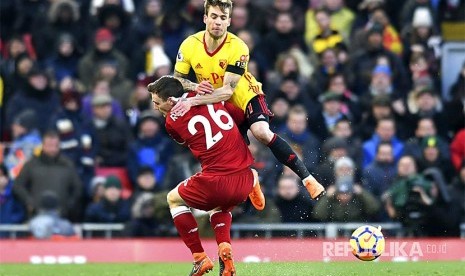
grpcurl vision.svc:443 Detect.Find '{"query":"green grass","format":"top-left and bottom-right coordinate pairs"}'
top-left (1, 262), bottom-right (464, 276)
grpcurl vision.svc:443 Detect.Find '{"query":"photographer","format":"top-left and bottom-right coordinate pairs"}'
top-left (313, 157), bottom-right (380, 222)
top-left (383, 155), bottom-right (435, 237)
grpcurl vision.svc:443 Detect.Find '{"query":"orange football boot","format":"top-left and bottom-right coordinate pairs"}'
top-left (249, 169), bottom-right (265, 210)
top-left (218, 242), bottom-right (236, 276)
top-left (303, 175), bottom-right (326, 200)
top-left (189, 252), bottom-right (214, 276)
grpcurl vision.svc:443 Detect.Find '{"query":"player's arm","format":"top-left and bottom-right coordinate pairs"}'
top-left (173, 71), bottom-right (213, 95)
top-left (171, 72), bottom-right (241, 116)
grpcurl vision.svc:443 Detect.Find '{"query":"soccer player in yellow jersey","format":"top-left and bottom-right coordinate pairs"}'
top-left (172, 0), bottom-right (324, 202)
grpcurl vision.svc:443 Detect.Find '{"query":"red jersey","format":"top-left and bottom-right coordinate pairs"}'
top-left (165, 99), bottom-right (253, 176)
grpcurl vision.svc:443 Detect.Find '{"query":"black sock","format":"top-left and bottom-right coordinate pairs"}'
top-left (267, 134), bottom-right (310, 180)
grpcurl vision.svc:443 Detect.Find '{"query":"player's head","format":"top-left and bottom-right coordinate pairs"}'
top-left (204, 0), bottom-right (232, 40)
top-left (147, 76), bottom-right (183, 116)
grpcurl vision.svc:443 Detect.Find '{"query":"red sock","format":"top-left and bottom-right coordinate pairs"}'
top-left (171, 206), bottom-right (204, 254)
top-left (210, 211), bottom-right (232, 245)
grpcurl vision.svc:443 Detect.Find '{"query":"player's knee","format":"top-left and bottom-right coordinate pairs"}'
top-left (166, 190), bottom-right (178, 207)
top-left (251, 126), bottom-right (274, 144)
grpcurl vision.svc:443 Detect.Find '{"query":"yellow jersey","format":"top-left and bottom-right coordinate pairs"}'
top-left (175, 31), bottom-right (263, 112)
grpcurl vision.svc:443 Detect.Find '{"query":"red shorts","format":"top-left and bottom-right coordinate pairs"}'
top-left (178, 169), bottom-right (254, 212)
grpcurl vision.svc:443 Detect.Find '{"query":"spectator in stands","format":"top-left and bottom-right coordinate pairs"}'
top-left (362, 117), bottom-right (404, 168)
top-left (84, 175), bottom-right (131, 223)
top-left (267, 0), bottom-right (305, 34)
top-left (81, 79), bottom-right (125, 121)
top-left (417, 136), bottom-right (455, 182)
top-left (78, 28), bottom-right (129, 89)
top-left (29, 191), bottom-right (75, 239)
top-left (13, 131), bottom-right (83, 221)
top-left (4, 110), bottom-right (41, 180)
top-left (267, 53), bottom-right (310, 99)
top-left (237, 30), bottom-right (269, 83)
top-left (351, 0), bottom-right (385, 37)
top-left (313, 157), bottom-right (380, 222)
top-left (0, 164), bottom-right (25, 238)
top-left (1, 36), bottom-right (30, 99)
top-left (311, 91), bottom-right (349, 141)
top-left (247, 136), bottom-right (280, 196)
top-left (88, 94), bottom-right (132, 167)
top-left (362, 142), bottom-right (397, 201)
top-left (383, 155), bottom-right (434, 236)
top-left (310, 48), bottom-right (344, 99)
top-left (403, 117), bottom-right (449, 160)
top-left (332, 118), bottom-right (363, 165)
top-left (445, 61), bottom-right (465, 134)
top-left (95, 59), bottom-right (134, 110)
top-left (305, 0), bottom-right (355, 43)
top-left (96, 3), bottom-right (136, 58)
top-left (272, 72), bottom-right (317, 115)
top-left (89, 176), bottom-right (106, 203)
top-left (314, 137), bottom-right (349, 187)
top-left (274, 175), bottom-right (314, 223)
top-left (326, 73), bottom-right (361, 124)
top-left (5, 65), bottom-right (60, 134)
top-left (423, 168), bottom-right (462, 237)
top-left (3, 54), bottom-right (34, 103)
top-left (124, 192), bottom-right (161, 237)
top-left (347, 23), bottom-right (407, 95)
top-left (45, 33), bottom-right (81, 83)
top-left (449, 161), bottom-right (465, 224)
top-left (450, 129), bottom-right (465, 172)
top-left (90, 0), bottom-right (135, 16)
top-left (259, 12), bottom-right (308, 67)
top-left (269, 95), bottom-right (290, 132)
top-left (126, 74), bottom-right (156, 127)
top-left (310, 8), bottom-right (346, 55)
top-left (278, 105), bottom-right (321, 173)
top-left (371, 8), bottom-right (403, 55)
top-left (133, 0), bottom-right (163, 43)
top-left (127, 111), bottom-right (172, 184)
top-left (407, 87), bottom-right (448, 138)
top-left (130, 166), bottom-right (161, 202)
top-left (49, 87), bottom-right (95, 191)
top-left (32, 0), bottom-right (85, 61)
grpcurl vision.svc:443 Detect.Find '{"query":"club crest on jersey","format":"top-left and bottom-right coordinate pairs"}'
top-left (176, 51), bottom-right (183, 61)
top-left (219, 59), bottom-right (227, 69)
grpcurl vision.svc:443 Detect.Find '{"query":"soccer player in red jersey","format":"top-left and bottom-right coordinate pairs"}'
top-left (148, 76), bottom-right (264, 276)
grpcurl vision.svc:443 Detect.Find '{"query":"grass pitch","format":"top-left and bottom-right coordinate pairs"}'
top-left (1, 261), bottom-right (464, 276)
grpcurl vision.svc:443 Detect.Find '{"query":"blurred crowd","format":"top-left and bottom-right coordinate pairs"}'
top-left (0, 0), bottom-right (464, 239)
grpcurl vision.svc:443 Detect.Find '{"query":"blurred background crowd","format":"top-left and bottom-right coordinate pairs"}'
top-left (0, 0), bottom-right (464, 239)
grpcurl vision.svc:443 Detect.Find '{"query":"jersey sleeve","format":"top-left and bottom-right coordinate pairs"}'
top-left (165, 120), bottom-right (186, 146)
top-left (174, 38), bottom-right (192, 75)
top-left (226, 40), bottom-right (249, 76)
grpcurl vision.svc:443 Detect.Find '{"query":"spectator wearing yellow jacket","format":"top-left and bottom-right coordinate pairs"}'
top-left (311, 8), bottom-right (346, 55)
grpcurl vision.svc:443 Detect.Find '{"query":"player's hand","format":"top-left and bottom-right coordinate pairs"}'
top-left (195, 81), bottom-right (214, 95)
top-left (171, 98), bottom-right (192, 116)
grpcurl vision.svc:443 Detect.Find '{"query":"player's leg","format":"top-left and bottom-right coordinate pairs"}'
top-left (167, 185), bottom-right (213, 275)
top-left (209, 208), bottom-right (235, 276)
top-left (246, 96), bottom-right (325, 199)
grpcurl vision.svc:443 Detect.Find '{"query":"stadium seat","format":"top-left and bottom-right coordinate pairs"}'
top-left (95, 167), bottom-right (133, 199)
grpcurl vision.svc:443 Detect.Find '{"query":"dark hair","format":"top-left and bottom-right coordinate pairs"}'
top-left (42, 130), bottom-right (60, 140)
top-left (204, 0), bottom-right (233, 17)
top-left (376, 141), bottom-right (393, 153)
top-left (314, 7), bottom-right (330, 18)
top-left (147, 76), bottom-right (184, 101)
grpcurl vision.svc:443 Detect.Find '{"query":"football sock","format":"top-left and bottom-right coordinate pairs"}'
top-left (267, 134), bottom-right (310, 180)
top-left (171, 206), bottom-right (204, 254)
top-left (210, 211), bottom-right (232, 245)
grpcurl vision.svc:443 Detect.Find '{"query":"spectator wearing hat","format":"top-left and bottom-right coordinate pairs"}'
top-left (404, 117), bottom-right (450, 160)
top-left (127, 111), bottom-right (173, 185)
top-left (31, 0), bottom-right (86, 60)
top-left (311, 91), bottom-right (349, 141)
top-left (0, 163), bottom-right (26, 238)
top-left (4, 110), bottom-right (42, 180)
top-left (347, 22), bottom-right (408, 95)
top-left (13, 131), bottom-right (83, 221)
top-left (44, 33), bottom-right (82, 83)
top-left (94, 59), bottom-right (134, 110)
top-left (417, 136), bottom-right (455, 182)
top-left (29, 191), bottom-right (75, 239)
top-left (407, 87), bottom-right (448, 138)
top-left (362, 117), bottom-right (404, 168)
top-left (278, 105), bottom-right (321, 173)
top-left (313, 157), bottom-right (380, 222)
top-left (78, 28), bottom-right (128, 89)
top-left (81, 78), bottom-right (125, 122)
top-left (362, 142), bottom-right (397, 203)
top-left (88, 93), bottom-right (132, 167)
top-left (84, 175), bottom-right (131, 224)
top-left (313, 136), bottom-right (350, 187)
top-left (5, 65), bottom-right (60, 134)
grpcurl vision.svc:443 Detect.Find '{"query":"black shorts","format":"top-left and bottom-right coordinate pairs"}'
top-left (245, 95), bottom-right (274, 126)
